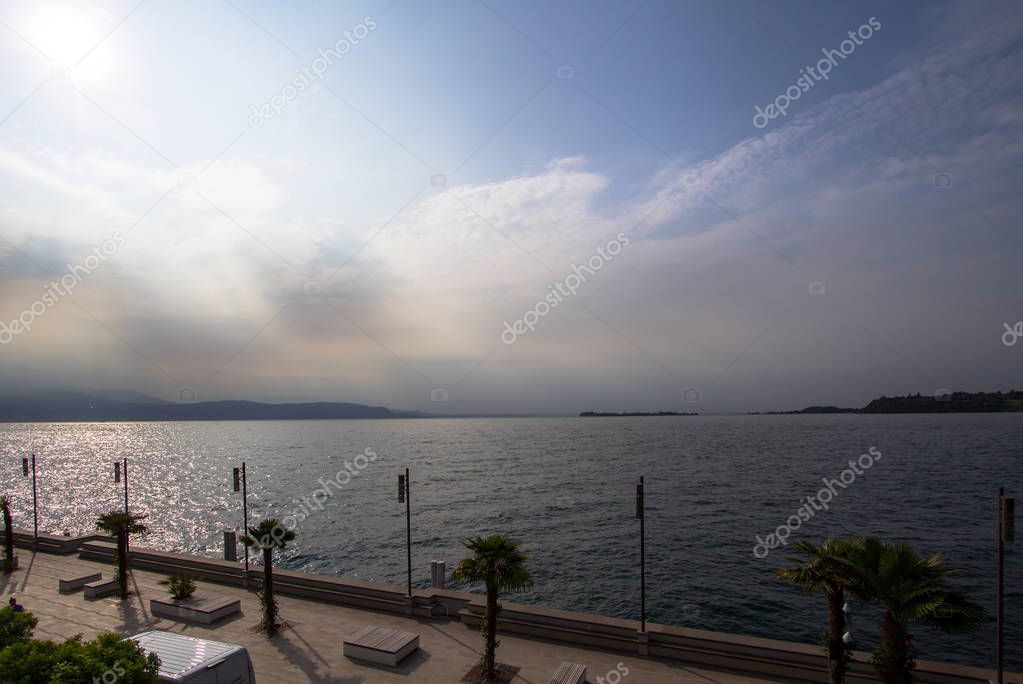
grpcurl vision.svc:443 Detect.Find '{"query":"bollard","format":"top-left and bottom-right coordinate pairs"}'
top-left (431, 560), bottom-right (446, 589)
top-left (637, 629), bottom-right (649, 656)
top-left (224, 530), bottom-right (237, 562)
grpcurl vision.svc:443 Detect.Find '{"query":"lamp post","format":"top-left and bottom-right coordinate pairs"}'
top-left (21, 455), bottom-right (37, 549)
top-left (636, 476), bottom-right (646, 633)
top-left (233, 463), bottom-right (249, 587)
top-left (997, 487), bottom-right (1015, 684)
top-left (399, 468), bottom-right (411, 598)
top-left (113, 458), bottom-right (129, 551)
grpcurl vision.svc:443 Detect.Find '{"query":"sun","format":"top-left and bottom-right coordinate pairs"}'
top-left (23, 1), bottom-right (116, 81)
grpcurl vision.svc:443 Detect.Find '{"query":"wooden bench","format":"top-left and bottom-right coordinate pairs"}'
top-left (150, 595), bottom-right (241, 625)
top-left (343, 625), bottom-right (419, 666)
top-left (551, 662), bottom-right (586, 684)
top-left (83, 579), bottom-right (119, 599)
top-left (59, 572), bottom-right (102, 594)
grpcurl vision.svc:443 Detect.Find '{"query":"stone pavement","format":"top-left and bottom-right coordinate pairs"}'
top-left (0, 551), bottom-right (782, 683)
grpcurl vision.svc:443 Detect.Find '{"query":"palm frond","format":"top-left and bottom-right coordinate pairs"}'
top-left (452, 535), bottom-right (533, 592)
top-left (918, 591), bottom-right (985, 634)
top-left (775, 536), bottom-right (862, 597)
top-left (95, 510), bottom-right (148, 536)
top-left (852, 538), bottom-right (983, 632)
top-left (240, 517), bottom-right (295, 550)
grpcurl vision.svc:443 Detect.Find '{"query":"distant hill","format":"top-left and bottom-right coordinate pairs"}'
top-left (747, 391), bottom-right (1023, 415)
top-left (860, 390), bottom-right (1023, 413)
top-left (579, 411), bottom-right (697, 417)
top-left (748, 405), bottom-right (857, 415)
top-left (0, 391), bottom-right (414, 422)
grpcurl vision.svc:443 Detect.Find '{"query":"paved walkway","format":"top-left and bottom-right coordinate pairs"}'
top-left (0, 551), bottom-right (781, 683)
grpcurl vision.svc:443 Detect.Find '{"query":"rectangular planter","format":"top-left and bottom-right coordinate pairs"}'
top-left (151, 594), bottom-right (241, 625)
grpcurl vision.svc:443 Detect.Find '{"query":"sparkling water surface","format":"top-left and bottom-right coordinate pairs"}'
top-left (0, 414), bottom-right (1020, 670)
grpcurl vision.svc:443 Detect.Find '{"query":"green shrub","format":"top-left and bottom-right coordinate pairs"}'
top-left (0, 606), bottom-right (37, 649)
top-left (0, 630), bottom-right (160, 682)
top-left (167, 573), bottom-right (197, 600)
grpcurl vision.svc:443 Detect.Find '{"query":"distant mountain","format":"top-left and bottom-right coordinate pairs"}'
top-left (0, 391), bottom-right (414, 422)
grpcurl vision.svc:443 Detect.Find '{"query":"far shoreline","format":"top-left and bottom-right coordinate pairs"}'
top-left (5, 412), bottom-right (1023, 425)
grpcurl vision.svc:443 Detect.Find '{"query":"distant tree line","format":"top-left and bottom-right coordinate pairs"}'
top-left (861, 390), bottom-right (1023, 413)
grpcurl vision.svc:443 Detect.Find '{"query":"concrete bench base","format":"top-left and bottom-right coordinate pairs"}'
top-left (83, 579), bottom-right (119, 599)
top-left (60, 573), bottom-right (102, 594)
top-left (151, 594), bottom-right (241, 625)
top-left (343, 626), bottom-right (419, 666)
top-left (551, 662), bottom-right (586, 684)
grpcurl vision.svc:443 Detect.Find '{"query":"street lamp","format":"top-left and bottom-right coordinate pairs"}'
top-left (113, 458), bottom-right (129, 551)
top-left (399, 468), bottom-right (411, 598)
top-left (21, 455), bottom-right (37, 549)
top-left (233, 463), bottom-right (249, 586)
top-left (997, 487), bottom-right (1015, 684)
top-left (636, 476), bottom-right (646, 633)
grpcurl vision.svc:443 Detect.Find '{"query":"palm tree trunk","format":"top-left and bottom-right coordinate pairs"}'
top-left (263, 546), bottom-right (276, 633)
top-left (879, 610), bottom-right (910, 684)
top-left (117, 532), bottom-right (128, 598)
top-left (484, 581), bottom-right (498, 681)
top-left (2, 503), bottom-right (13, 574)
top-left (827, 589), bottom-right (846, 684)
top-left (263, 547), bottom-right (273, 597)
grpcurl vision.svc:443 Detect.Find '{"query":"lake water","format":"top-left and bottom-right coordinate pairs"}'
top-left (0, 414), bottom-right (1020, 670)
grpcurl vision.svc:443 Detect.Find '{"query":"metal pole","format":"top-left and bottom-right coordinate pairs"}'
top-left (997, 487), bottom-right (1004, 684)
top-left (638, 476), bottom-right (646, 633)
top-left (123, 457), bottom-right (129, 553)
top-left (243, 462), bottom-right (249, 586)
top-left (405, 467), bottom-right (412, 598)
top-left (31, 454), bottom-right (38, 549)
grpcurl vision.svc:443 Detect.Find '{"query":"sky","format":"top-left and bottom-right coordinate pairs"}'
top-left (0, 0), bottom-right (1022, 415)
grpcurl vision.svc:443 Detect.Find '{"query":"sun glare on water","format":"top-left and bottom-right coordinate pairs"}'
top-left (23, 2), bottom-right (117, 83)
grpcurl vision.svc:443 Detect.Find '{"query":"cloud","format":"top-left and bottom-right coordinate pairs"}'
top-left (1, 6), bottom-right (1022, 411)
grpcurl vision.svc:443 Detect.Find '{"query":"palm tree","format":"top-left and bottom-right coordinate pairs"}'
top-left (452, 535), bottom-right (533, 683)
top-left (1, 495), bottom-right (14, 574)
top-left (849, 538), bottom-right (984, 683)
top-left (241, 518), bottom-right (295, 635)
top-left (95, 510), bottom-right (148, 598)
top-left (777, 537), bottom-right (863, 684)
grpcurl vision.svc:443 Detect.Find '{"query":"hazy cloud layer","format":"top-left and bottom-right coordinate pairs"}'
top-left (0, 1), bottom-right (1021, 413)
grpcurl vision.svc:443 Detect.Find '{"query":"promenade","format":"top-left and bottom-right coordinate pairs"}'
top-left (1, 550), bottom-right (777, 683)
